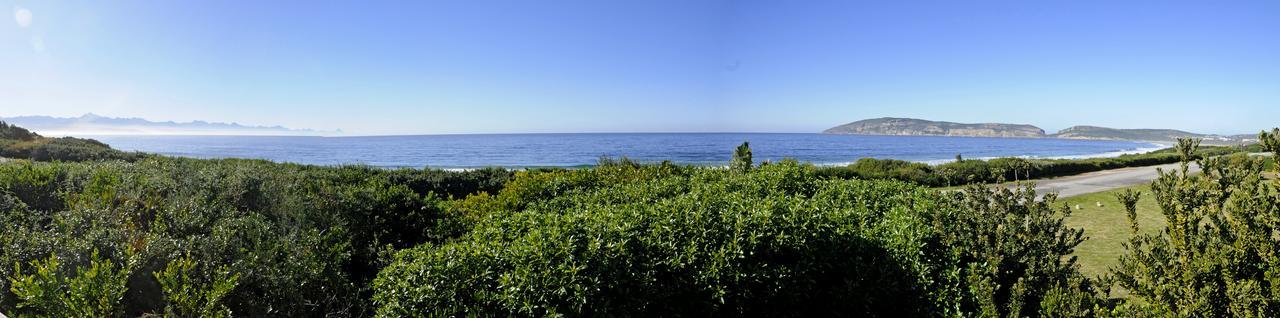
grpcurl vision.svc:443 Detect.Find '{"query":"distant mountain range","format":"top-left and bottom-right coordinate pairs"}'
top-left (0, 114), bottom-right (339, 136)
top-left (824, 118), bottom-right (1255, 144)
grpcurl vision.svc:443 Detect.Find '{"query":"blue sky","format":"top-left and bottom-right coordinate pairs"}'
top-left (2, 0), bottom-right (1277, 135)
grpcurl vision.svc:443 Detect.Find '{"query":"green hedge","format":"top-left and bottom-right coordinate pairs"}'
top-left (0, 157), bottom-right (513, 316)
top-left (373, 161), bottom-right (1096, 317)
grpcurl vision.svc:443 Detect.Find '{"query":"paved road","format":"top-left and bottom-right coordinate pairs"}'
top-left (1011, 153), bottom-right (1275, 198)
top-left (1011, 162), bottom-right (1201, 198)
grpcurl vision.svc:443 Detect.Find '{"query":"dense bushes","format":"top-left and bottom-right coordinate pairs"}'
top-left (1108, 136), bottom-right (1280, 315)
top-left (0, 122), bottom-right (40, 141)
top-left (1, 155), bottom-right (1101, 316)
top-left (383, 167), bottom-right (514, 199)
top-left (0, 158), bottom-right (512, 316)
top-left (820, 157), bottom-right (940, 184)
top-left (372, 161), bottom-right (1096, 317)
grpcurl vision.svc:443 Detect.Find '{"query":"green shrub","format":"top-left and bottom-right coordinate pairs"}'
top-left (0, 121), bottom-right (40, 141)
top-left (373, 161), bottom-right (1094, 317)
top-left (383, 167), bottom-right (514, 199)
top-left (1109, 137), bottom-right (1280, 316)
top-left (0, 157), bottom-right (499, 316)
top-left (154, 255), bottom-right (239, 318)
top-left (9, 250), bottom-right (132, 317)
top-left (0, 121), bottom-right (143, 163)
top-left (731, 141), bottom-right (753, 172)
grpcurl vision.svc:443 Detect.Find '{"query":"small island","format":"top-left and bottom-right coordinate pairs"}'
top-left (823, 117), bottom-right (1045, 138)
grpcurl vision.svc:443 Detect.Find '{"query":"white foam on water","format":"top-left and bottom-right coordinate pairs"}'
top-left (815, 143), bottom-right (1167, 167)
top-left (1041, 144), bottom-right (1166, 160)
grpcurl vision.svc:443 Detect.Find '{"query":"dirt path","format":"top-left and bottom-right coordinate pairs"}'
top-left (1010, 153), bottom-right (1274, 198)
top-left (1012, 162), bottom-right (1200, 198)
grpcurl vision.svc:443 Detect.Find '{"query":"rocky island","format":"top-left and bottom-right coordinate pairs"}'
top-left (822, 117), bottom-right (1046, 138)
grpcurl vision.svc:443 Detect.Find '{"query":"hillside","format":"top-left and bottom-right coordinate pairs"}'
top-left (822, 117), bottom-right (1046, 138)
top-left (0, 121), bottom-right (141, 162)
top-left (1050, 125), bottom-right (1203, 142)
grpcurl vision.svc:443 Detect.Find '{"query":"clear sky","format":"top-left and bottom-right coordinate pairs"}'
top-left (2, 0), bottom-right (1277, 135)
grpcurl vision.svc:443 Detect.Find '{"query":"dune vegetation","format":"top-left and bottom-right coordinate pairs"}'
top-left (1, 122), bottom-right (1279, 317)
top-left (0, 121), bottom-right (144, 162)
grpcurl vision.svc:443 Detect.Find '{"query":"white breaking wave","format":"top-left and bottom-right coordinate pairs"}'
top-left (1039, 144), bottom-right (1166, 160)
top-left (918, 143), bottom-right (1166, 166)
top-left (818, 143), bottom-right (1167, 167)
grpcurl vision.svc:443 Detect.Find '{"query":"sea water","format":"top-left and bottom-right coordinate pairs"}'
top-left (90, 133), bottom-right (1162, 169)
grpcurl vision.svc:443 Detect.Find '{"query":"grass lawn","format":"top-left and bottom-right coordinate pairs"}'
top-left (935, 181), bottom-right (1169, 279)
top-left (1057, 184), bottom-right (1166, 279)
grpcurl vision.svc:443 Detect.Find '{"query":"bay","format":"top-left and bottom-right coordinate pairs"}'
top-left (89, 133), bottom-right (1162, 169)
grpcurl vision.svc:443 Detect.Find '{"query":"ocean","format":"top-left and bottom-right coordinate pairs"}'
top-left (89, 133), bottom-right (1162, 169)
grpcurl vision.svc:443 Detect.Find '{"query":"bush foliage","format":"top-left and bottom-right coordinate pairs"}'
top-left (372, 160), bottom-right (1099, 317)
top-left (0, 157), bottom-right (512, 316)
top-left (1108, 134), bottom-right (1280, 316)
top-left (0, 121), bottom-right (144, 162)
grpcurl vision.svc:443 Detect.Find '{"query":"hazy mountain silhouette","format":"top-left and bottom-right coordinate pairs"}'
top-left (0, 113), bottom-right (340, 136)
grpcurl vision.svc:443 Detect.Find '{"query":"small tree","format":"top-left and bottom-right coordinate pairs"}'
top-left (1113, 189), bottom-right (1142, 235)
top-left (1261, 128), bottom-right (1280, 163)
top-left (1017, 159), bottom-right (1034, 181)
top-left (154, 255), bottom-right (240, 318)
top-left (991, 166), bottom-right (1008, 183)
top-left (0, 121), bottom-right (41, 141)
top-left (731, 141), bottom-right (752, 172)
top-left (9, 250), bottom-right (131, 317)
top-left (1110, 135), bottom-right (1280, 315)
top-left (1173, 137), bottom-right (1201, 173)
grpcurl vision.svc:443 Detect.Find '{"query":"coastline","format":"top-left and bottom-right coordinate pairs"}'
top-left (84, 133), bottom-right (1164, 170)
top-left (839, 142), bottom-right (1167, 167)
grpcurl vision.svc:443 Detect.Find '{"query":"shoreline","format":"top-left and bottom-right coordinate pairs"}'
top-left (818, 142), bottom-right (1167, 167)
top-left (425, 142), bottom-right (1169, 171)
top-left (73, 134), bottom-right (1172, 171)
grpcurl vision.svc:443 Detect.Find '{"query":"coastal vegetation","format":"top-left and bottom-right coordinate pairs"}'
top-left (1106, 137), bottom-right (1280, 315)
top-left (0, 121), bottom-right (143, 162)
top-left (0, 157), bottom-right (514, 316)
top-left (373, 160), bottom-right (1094, 317)
top-left (0, 154), bottom-right (1098, 316)
top-left (1, 121), bottom-right (1279, 317)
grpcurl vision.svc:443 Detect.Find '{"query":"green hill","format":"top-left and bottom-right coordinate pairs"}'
top-left (822, 117), bottom-right (1046, 138)
top-left (0, 121), bottom-right (142, 162)
top-left (1051, 125), bottom-right (1205, 142)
